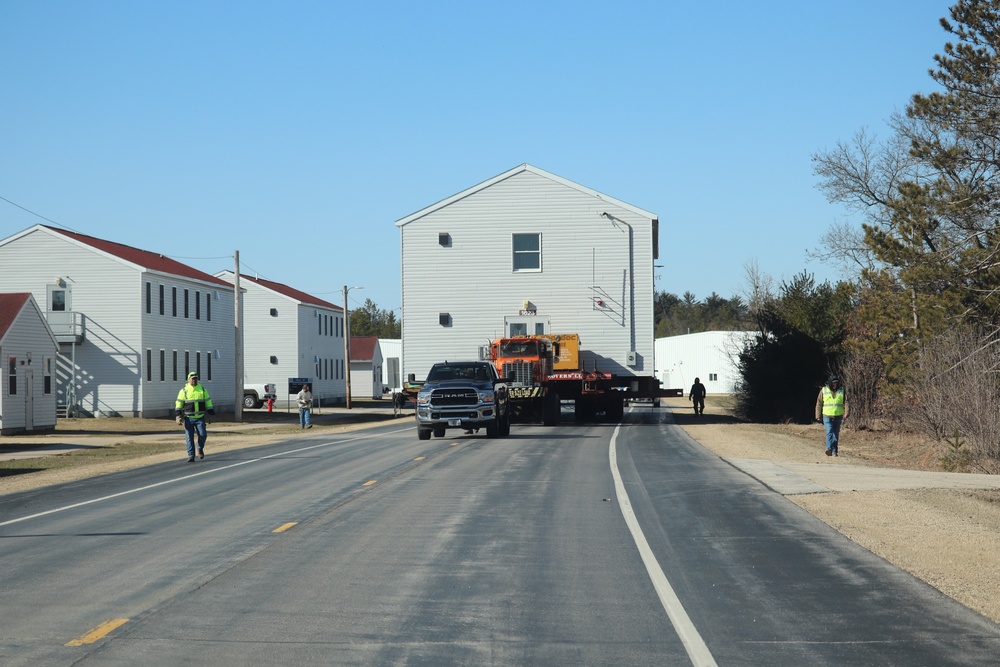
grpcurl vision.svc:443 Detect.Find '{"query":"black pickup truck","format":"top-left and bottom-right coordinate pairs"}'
top-left (414, 361), bottom-right (510, 440)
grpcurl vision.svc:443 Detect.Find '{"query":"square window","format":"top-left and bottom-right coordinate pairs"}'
top-left (512, 233), bottom-right (541, 271)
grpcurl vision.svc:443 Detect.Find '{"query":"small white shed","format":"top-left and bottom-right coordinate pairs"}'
top-left (0, 293), bottom-right (59, 434)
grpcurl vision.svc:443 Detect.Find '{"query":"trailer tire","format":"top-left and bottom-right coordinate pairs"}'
top-left (543, 392), bottom-right (560, 426)
top-left (486, 417), bottom-right (499, 438)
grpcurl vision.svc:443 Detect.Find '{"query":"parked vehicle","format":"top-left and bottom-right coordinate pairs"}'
top-left (413, 361), bottom-right (510, 440)
top-left (243, 383), bottom-right (277, 409)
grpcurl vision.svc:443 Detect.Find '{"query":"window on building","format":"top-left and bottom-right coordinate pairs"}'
top-left (184, 351), bottom-right (190, 378)
top-left (146, 282), bottom-right (152, 314)
top-left (195, 291), bottom-right (201, 320)
top-left (207, 351), bottom-right (212, 381)
top-left (206, 292), bottom-right (211, 321)
top-left (510, 322), bottom-right (527, 337)
top-left (146, 349), bottom-right (152, 382)
top-left (172, 350), bottom-right (178, 382)
top-left (172, 287), bottom-right (177, 317)
top-left (7, 356), bottom-right (16, 395)
top-left (159, 350), bottom-right (165, 381)
top-left (184, 289), bottom-right (189, 318)
top-left (318, 313), bottom-right (322, 335)
top-left (709, 373), bottom-right (718, 381)
top-left (49, 286), bottom-right (68, 312)
top-left (44, 357), bottom-right (52, 394)
top-left (512, 233), bottom-right (541, 271)
top-left (159, 284), bottom-right (165, 315)
top-left (196, 351), bottom-right (201, 379)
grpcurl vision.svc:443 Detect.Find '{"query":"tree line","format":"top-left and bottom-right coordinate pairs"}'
top-left (713, 1), bottom-right (1000, 472)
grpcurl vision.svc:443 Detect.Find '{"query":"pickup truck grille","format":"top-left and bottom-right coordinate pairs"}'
top-left (430, 388), bottom-right (478, 406)
top-left (502, 361), bottom-right (535, 386)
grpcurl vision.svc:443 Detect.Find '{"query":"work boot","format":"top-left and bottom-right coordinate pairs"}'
top-left (198, 448), bottom-right (204, 460)
top-left (187, 456), bottom-right (195, 462)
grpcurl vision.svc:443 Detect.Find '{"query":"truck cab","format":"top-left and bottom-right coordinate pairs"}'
top-left (415, 361), bottom-right (510, 440)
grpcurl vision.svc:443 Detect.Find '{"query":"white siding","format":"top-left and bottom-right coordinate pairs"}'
top-left (0, 226), bottom-right (234, 417)
top-left (654, 331), bottom-right (753, 394)
top-left (399, 167), bottom-right (656, 382)
top-left (140, 278), bottom-right (236, 417)
top-left (380, 338), bottom-right (402, 391)
top-left (0, 297), bottom-right (59, 433)
top-left (216, 272), bottom-right (346, 408)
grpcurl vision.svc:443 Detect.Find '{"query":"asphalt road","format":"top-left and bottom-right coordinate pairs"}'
top-left (0, 409), bottom-right (997, 666)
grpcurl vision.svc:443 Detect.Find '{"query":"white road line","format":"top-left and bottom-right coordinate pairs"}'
top-left (610, 423), bottom-right (718, 667)
top-left (0, 428), bottom-right (413, 528)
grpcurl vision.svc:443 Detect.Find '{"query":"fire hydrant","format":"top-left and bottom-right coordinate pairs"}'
top-left (266, 397), bottom-right (275, 412)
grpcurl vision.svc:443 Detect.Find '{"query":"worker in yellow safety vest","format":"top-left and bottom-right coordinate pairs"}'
top-left (175, 371), bottom-right (215, 462)
top-left (814, 374), bottom-right (847, 457)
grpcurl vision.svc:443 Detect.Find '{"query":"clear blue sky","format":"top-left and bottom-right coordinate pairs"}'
top-left (1, 0), bottom-right (951, 312)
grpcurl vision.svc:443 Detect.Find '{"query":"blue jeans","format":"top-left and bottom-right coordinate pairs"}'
top-left (823, 416), bottom-right (843, 453)
top-left (183, 416), bottom-right (207, 457)
top-left (299, 408), bottom-right (311, 428)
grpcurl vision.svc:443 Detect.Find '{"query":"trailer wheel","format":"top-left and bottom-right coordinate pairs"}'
top-left (418, 428), bottom-right (431, 441)
top-left (606, 397), bottom-right (625, 422)
top-left (486, 417), bottom-right (499, 438)
top-left (543, 392), bottom-right (560, 426)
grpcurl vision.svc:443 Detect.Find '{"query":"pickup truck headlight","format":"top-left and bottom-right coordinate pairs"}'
top-left (417, 393), bottom-right (430, 406)
top-left (478, 392), bottom-right (495, 403)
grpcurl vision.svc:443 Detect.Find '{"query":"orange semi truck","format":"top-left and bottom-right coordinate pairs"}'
top-left (485, 333), bottom-right (680, 425)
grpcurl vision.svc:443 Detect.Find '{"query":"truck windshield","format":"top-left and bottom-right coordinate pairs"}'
top-left (500, 340), bottom-right (538, 358)
top-left (427, 365), bottom-right (491, 382)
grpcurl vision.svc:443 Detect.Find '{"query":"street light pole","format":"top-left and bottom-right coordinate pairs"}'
top-left (343, 285), bottom-right (362, 409)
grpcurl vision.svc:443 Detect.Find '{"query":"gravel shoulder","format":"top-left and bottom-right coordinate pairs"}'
top-left (3, 400), bottom-right (999, 625)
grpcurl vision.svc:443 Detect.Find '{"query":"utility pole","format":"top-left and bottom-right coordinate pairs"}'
top-left (343, 285), bottom-right (352, 409)
top-left (234, 251), bottom-right (243, 421)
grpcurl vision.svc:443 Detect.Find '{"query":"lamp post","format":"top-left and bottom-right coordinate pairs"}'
top-left (343, 285), bottom-right (363, 409)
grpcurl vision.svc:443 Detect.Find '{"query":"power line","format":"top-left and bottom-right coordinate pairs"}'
top-left (0, 194), bottom-right (81, 233)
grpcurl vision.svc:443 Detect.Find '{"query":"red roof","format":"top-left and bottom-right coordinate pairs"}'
top-left (46, 226), bottom-right (231, 287)
top-left (0, 293), bottom-right (32, 342)
top-left (238, 274), bottom-right (341, 310)
top-left (350, 336), bottom-right (378, 362)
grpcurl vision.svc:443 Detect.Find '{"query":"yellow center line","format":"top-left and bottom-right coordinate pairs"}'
top-left (363, 480), bottom-right (377, 486)
top-left (450, 442), bottom-right (459, 447)
top-left (66, 618), bottom-right (129, 646)
top-left (273, 522), bottom-right (297, 533)
top-left (414, 456), bottom-right (425, 461)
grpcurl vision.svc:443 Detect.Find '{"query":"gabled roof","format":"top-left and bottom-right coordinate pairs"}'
top-left (395, 163), bottom-right (658, 226)
top-left (5, 225), bottom-right (231, 287)
top-left (350, 336), bottom-right (379, 362)
top-left (0, 293), bottom-right (58, 349)
top-left (0, 293), bottom-right (31, 342)
top-left (217, 271), bottom-right (342, 311)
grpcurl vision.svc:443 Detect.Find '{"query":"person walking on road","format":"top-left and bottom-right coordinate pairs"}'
top-left (689, 377), bottom-right (707, 415)
top-left (815, 374), bottom-right (848, 457)
top-left (175, 371), bottom-right (214, 462)
top-left (297, 383), bottom-right (313, 429)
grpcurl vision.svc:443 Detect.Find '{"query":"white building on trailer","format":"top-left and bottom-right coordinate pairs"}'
top-left (0, 225), bottom-right (236, 418)
top-left (396, 164), bottom-right (660, 382)
top-left (654, 330), bottom-right (753, 394)
top-left (215, 272), bottom-right (347, 407)
top-left (0, 293), bottom-right (59, 434)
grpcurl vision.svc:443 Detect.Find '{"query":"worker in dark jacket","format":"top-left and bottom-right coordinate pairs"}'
top-left (689, 377), bottom-right (707, 415)
top-left (175, 372), bottom-right (214, 462)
